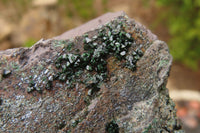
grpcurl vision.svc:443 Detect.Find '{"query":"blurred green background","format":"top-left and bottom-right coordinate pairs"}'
top-left (156, 0), bottom-right (200, 70)
top-left (0, 0), bottom-right (200, 132)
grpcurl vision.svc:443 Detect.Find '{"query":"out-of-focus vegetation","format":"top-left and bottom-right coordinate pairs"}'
top-left (58, 0), bottom-right (107, 21)
top-left (1, 0), bottom-right (107, 22)
top-left (58, 0), bottom-right (95, 20)
top-left (1, 0), bottom-right (31, 22)
top-left (24, 39), bottom-right (37, 47)
top-left (156, 0), bottom-right (200, 70)
top-left (0, 0), bottom-right (107, 48)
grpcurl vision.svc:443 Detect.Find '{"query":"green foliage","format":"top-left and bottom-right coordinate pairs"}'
top-left (58, 0), bottom-right (96, 21)
top-left (102, 0), bottom-right (108, 5)
top-left (72, 0), bottom-right (95, 19)
top-left (156, 0), bottom-right (200, 70)
top-left (24, 39), bottom-right (37, 48)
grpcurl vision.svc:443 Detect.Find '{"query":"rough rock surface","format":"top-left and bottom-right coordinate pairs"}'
top-left (0, 12), bottom-right (184, 132)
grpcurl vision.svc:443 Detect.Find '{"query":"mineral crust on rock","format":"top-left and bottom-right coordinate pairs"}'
top-left (0, 11), bottom-right (184, 133)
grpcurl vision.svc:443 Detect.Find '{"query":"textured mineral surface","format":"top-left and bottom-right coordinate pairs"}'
top-left (0, 11), bottom-right (184, 132)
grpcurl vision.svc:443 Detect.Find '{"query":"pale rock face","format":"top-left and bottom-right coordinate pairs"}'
top-left (0, 12), bottom-right (184, 132)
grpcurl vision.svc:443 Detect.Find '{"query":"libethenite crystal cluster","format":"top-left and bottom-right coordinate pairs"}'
top-left (53, 20), bottom-right (144, 94)
top-left (1, 18), bottom-right (144, 94)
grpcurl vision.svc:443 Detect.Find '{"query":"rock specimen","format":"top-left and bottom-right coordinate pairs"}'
top-left (0, 12), bottom-right (184, 132)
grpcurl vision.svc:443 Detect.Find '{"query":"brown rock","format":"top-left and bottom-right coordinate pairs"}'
top-left (0, 12), bottom-right (184, 132)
